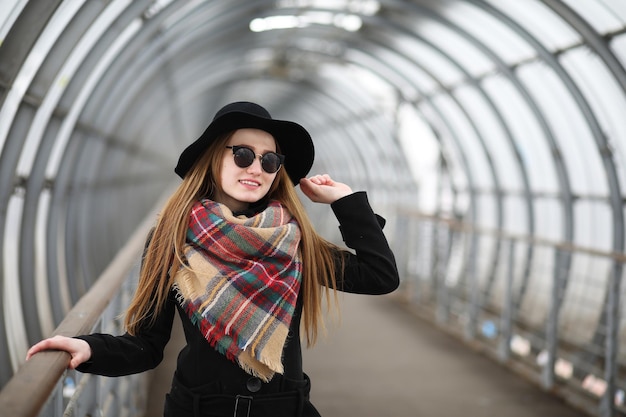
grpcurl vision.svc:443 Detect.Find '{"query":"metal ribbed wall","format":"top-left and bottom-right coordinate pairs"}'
top-left (1, 1), bottom-right (625, 415)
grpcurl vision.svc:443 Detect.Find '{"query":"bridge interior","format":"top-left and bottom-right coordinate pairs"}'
top-left (1, 1), bottom-right (626, 416)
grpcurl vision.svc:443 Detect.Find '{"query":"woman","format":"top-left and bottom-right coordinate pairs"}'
top-left (27, 101), bottom-right (399, 417)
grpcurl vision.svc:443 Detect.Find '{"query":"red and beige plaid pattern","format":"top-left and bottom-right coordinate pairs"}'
top-left (173, 199), bottom-right (302, 381)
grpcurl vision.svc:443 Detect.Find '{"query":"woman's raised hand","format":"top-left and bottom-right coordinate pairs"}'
top-left (300, 174), bottom-right (353, 204)
top-left (26, 335), bottom-right (91, 369)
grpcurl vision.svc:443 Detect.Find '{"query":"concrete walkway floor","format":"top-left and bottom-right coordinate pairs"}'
top-left (303, 294), bottom-right (588, 417)
top-left (146, 293), bottom-right (589, 417)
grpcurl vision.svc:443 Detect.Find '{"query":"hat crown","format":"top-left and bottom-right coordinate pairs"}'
top-left (214, 101), bottom-right (271, 120)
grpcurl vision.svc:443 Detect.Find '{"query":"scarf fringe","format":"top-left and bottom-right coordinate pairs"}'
top-left (237, 350), bottom-right (279, 382)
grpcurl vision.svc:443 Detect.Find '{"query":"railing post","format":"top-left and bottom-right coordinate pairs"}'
top-left (498, 238), bottom-right (515, 362)
top-left (600, 259), bottom-right (622, 417)
top-left (465, 230), bottom-right (479, 341)
top-left (436, 224), bottom-right (451, 324)
top-left (542, 247), bottom-right (567, 389)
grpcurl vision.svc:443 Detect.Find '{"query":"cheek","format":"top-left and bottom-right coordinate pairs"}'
top-left (265, 175), bottom-right (278, 192)
top-left (221, 156), bottom-right (229, 171)
top-left (220, 159), bottom-right (235, 178)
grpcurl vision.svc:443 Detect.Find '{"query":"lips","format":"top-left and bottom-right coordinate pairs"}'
top-left (239, 179), bottom-right (261, 187)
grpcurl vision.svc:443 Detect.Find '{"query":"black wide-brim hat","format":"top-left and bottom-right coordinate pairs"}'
top-left (175, 101), bottom-right (315, 185)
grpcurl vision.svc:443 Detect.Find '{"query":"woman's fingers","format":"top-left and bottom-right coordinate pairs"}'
top-left (26, 335), bottom-right (91, 369)
top-left (300, 175), bottom-right (352, 204)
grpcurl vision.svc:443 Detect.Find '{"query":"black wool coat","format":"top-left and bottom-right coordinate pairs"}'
top-left (76, 191), bottom-right (399, 417)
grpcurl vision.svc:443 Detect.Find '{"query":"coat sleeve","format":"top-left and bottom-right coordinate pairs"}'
top-left (74, 291), bottom-right (176, 376)
top-left (74, 227), bottom-right (174, 377)
top-left (330, 191), bottom-right (400, 295)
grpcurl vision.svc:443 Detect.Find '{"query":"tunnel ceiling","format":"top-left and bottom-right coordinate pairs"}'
top-left (1, 0), bottom-right (626, 383)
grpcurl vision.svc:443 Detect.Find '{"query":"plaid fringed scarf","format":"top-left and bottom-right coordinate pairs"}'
top-left (172, 199), bottom-right (303, 382)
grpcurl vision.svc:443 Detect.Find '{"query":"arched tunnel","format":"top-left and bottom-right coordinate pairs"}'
top-left (1, 1), bottom-right (626, 416)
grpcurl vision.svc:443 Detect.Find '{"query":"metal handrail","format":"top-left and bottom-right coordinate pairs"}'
top-left (393, 208), bottom-right (625, 417)
top-left (0, 212), bottom-right (156, 417)
top-left (397, 207), bottom-right (626, 262)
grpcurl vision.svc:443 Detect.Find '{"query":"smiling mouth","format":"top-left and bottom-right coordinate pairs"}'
top-left (239, 180), bottom-right (260, 187)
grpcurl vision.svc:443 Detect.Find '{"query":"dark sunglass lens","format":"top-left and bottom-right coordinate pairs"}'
top-left (261, 153), bottom-right (281, 173)
top-left (233, 147), bottom-right (255, 168)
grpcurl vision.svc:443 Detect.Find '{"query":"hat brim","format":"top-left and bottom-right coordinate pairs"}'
top-left (175, 111), bottom-right (314, 186)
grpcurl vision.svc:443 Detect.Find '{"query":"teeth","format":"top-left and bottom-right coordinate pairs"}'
top-left (240, 180), bottom-right (259, 186)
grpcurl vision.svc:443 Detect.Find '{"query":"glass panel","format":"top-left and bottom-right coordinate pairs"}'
top-left (482, 74), bottom-right (559, 195)
top-left (561, 0), bottom-right (625, 33)
top-left (559, 253), bottom-right (607, 345)
top-left (574, 200), bottom-right (613, 252)
top-left (361, 42), bottom-right (425, 100)
top-left (343, 48), bottom-right (420, 100)
top-left (388, 35), bottom-right (465, 86)
top-left (397, 103), bottom-right (440, 214)
top-left (387, 35), bottom-right (448, 94)
top-left (503, 195), bottom-right (530, 235)
top-left (415, 20), bottom-right (494, 76)
top-left (475, 233), bottom-right (498, 283)
top-left (432, 93), bottom-right (493, 192)
top-left (518, 244), bottom-right (555, 326)
top-left (599, 0), bottom-right (626, 24)
top-left (518, 62), bottom-right (607, 197)
top-left (417, 100), bottom-right (469, 205)
top-left (455, 189), bottom-right (471, 217)
top-left (439, 2), bottom-right (536, 65)
top-left (560, 46), bottom-right (626, 195)
top-left (534, 198), bottom-right (564, 241)
top-left (485, 0), bottom-right (580, 51)
top-left (455, 85), bottom-right (522, 191)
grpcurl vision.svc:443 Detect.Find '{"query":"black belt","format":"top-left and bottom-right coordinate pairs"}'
top-left (165, 373), bottom-right (311, 417)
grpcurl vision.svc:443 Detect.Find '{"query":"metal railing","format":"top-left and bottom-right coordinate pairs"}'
top-left (0, 213), bottom-right (155, 417)
top-left (4, 201), bottom-right (624, 416)
top-left (391, 209), bottom-right (625, 417)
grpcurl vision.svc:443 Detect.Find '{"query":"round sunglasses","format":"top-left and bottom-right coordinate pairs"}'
top-left (225, 145), bottom-right (285, 174)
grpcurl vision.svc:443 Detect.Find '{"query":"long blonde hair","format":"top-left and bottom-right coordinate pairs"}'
top-left (124, 132), bottom-right (342, 346)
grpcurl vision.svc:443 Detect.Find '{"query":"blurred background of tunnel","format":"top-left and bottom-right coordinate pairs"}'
top-left (1, 1), bottom-right (626, 416)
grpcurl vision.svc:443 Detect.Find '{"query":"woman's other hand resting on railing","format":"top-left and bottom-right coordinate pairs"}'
top-left (26, 335), bottom-right (92, 369)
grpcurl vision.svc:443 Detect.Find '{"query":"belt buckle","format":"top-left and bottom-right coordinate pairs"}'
top-left (234, 394), bottom-right (253, 417)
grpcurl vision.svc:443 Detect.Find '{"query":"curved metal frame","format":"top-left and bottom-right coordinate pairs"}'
top-left (1, 1), bottom-right (625, 416)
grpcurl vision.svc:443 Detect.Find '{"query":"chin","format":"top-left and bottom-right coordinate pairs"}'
top-left (237, 193), bottom-right (266, 204)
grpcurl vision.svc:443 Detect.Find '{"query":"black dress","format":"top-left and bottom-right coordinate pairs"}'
top-left (76, 192), bottom-right (399, 417)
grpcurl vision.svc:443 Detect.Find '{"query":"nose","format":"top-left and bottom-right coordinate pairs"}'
top-left (246, 155), bottom-right (263, 174)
